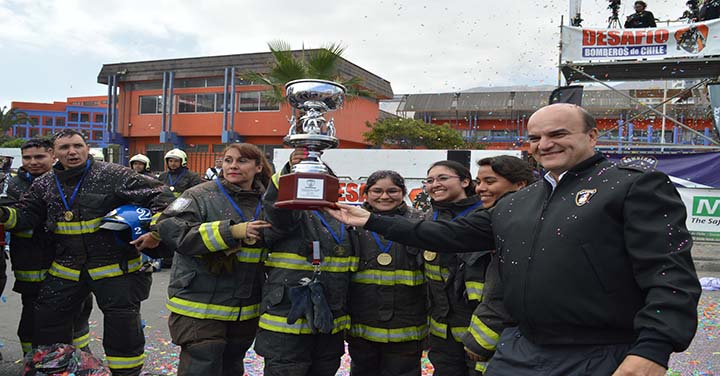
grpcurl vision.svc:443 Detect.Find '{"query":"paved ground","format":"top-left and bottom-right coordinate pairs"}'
top-left (1, 246), bottom-right (718, 376)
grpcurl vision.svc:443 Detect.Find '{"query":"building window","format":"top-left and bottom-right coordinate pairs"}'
top-left (43, 117), bottom-right (53, 126)
top-left (92, 131), bottom-right (103, 140)
top-left (177, 93), bottom-right (221, 113)
top-left (94, 113), bottom-right (104, 123)
top-left (238, 91), bottom-right (280, 112)
top-left (212, 144), bottom-right (227, 153)
top-left (80, 113), bottom-right (90, 122)
top-left (15, 128), bottom-right (27, 138)
top-left (139, 96), bottom-right (164, 114)
top-left (69, 112), bottom-right (79, 122)
top-left (56, 117), bottom-right (65, 126)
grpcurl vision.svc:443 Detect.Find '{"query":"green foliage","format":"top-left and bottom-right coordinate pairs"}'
top-left (363, 118), bottom-right (467, 149)
top-left (0, 138), bottom-right (27, 148)
top-left (0, 106), bottom-right (35, 134)
top-left (242, 41), bottom-right (374, 104)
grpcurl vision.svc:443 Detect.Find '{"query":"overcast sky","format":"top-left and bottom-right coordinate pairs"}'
top-left (0, 0), bottom-right (695, 108)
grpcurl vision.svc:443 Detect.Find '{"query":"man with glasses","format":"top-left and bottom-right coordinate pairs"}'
top-left (327, 103), bottom-right (700, 376)
top-left (0, 130), bottom-right (171, 376)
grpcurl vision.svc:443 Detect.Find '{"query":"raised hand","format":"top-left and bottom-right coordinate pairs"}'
top-left (323, 203), bottom-right (372, 227)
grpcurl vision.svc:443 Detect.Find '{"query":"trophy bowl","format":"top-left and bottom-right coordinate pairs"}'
top-left (275, 79), bottom-right (346, 210)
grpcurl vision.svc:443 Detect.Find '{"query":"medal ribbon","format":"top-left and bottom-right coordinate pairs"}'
top-left (371, 232), bottom-right (392, 253)
top-left (167, 168), bottom-right (187, 187)
top-left (432, 201), bottom-right (483, 221)
top-left (54, 159), bottom-right (91, 213)
top-left (312, 210), bottom-right (345, 245)
top-left (214, 179), bottom-right (261, 222)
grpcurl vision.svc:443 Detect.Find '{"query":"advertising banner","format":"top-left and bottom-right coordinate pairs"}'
top-left (707, 83), bottom-right (720, 136)
top-left (561, 19), bottom-right (720, 61)
top-left (678, 188), bottom-right (720, 242)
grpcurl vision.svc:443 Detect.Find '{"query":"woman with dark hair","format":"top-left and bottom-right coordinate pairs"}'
top-left (475, 155), bottom-right (535, 208)
top-left (346, 170), bottom-right (427, 376)
top-left (422, 160), bottom-right (488, 376)
top-left (157, 143), bottom-right (272, 376)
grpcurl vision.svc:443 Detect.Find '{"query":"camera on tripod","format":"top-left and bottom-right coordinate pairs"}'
top-left (608, 0), bottom-right (622, 12)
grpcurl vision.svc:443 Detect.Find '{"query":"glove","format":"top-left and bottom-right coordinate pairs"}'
top-left (308, 280), bottom-right (334, 334)
top-left (230, 223), bottom-right (248, 239)
top-left (287, 283), bottom-right (314, 331)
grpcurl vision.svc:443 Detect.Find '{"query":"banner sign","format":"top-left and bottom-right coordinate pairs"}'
top-left (678, 188), bottom-right (720, 242)
top-left (605, 152), bottom-right (720, 188)
top-left (561, 19), bottom-right (720, 61)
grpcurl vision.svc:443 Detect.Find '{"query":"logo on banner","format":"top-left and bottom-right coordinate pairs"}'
top-left (674, 24), bottom-right (709, 53)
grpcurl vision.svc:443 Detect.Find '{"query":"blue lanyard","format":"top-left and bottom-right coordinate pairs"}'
top-left (53, 159), bottom-right (91, 212)
top-left (371, 232), bottom-right (393, 253)
top-left (214, 178), bottom-right (261, 221)
top-left (432, 201), bottom-right (483, 221)
top-left (313, 210), bottom-right (345, 245)
top-left (167, 168), bottom-right (187, 187)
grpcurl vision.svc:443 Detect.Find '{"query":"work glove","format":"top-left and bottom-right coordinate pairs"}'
top-left (308, 280), bottom-right (334, 334)
top-left (287, 278), bottom-right (314, 331)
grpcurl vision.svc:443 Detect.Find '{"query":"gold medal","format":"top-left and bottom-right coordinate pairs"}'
top-left (244, 237), bottom-right (257, 246)
top-left (64, 211), bottom-right (74, 221)
top-left (169, 186), bottom-right (175, 192)
top-left (377, 253), bottom-right (392, 266)
top-left (334, 245), bottom-right (347, 256)
top-left (423, 250), bottom-right (437, 262)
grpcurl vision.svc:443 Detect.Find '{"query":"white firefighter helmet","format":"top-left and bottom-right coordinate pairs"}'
top-left (164, 149), bottom-right (187, 167)
top-left (129, 154), bottom-right (151, 171)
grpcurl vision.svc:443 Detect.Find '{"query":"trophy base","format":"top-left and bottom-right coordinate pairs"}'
top-left (276, 172), bottom-right (339, 210)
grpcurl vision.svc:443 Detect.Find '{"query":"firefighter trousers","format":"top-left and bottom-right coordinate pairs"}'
top-left (168, 313), bottom-right (258, 376)
top-left (34, 270), bottom-right (152, 376)
top-left (428, 332), bottom-right (484, 376)
top-left (19, 291), bottom-right (94, 354)
top-left (347, 336), bottom-right (423, 376)
top-left (254, 329), bottom-right (345, 376)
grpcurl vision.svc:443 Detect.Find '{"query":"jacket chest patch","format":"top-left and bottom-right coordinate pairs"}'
top-left (575, 189), bottom-right (597, 207)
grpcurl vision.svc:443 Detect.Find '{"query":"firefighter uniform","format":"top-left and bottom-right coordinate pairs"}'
top-left (255, 167), bottom-right (356, 376)
top-left (365, 153), bottom-right (701, 374)
top-left (0, 159), bottom-right (170, 376)
top-left (424, 196), bottom-right (490, 376)
top-left (4, 167), bottom-right (94, 354)
top-left (158, 167), bottom-right (203, 197)
top-left (347, 202), bottom-right (427, 376)
top-left (157, 179), bottom-right (266, 376)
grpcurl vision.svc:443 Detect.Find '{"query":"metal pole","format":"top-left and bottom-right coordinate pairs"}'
top-left (161, 72), bottom-right (167, 134)
top-left (558, 15), bottom-right (564, 87)
top-left (168, 71), bottom-right (175, 133)
top-left (222, 67), bottom-right (229, 132)
top-left (660, 80), bottom-right (668, 151)
top-left (565, 65), bottom-right (718, 145)
top-left (106, 75), bottom-right (112, 134)
top-left (230, 67), bottom-right (236, 133)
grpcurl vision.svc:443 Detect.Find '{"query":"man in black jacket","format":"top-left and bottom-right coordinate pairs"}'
top-left (327, 103), bottom-right (701, 376)
top-left (625, 1), bottom-right (657, 28)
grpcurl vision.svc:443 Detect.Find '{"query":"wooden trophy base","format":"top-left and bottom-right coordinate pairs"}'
top-left (275, 172), bottom-right (339, 210)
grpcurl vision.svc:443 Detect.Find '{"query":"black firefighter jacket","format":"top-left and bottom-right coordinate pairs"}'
top-left (158, 167), bottom-right (204, 197)
top-left (158, 179), bottom-right (266, 322)
top-left (365, 153), bottom-right (701, 369)
top-left (260, 166), bottom-right (356, 335)
top-left (348, 202), bottom-right (427, 343)
top-left (0, 159), bottom-right (171, 282)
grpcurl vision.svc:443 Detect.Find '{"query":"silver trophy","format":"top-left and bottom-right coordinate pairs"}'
top-left (276, 79), bottom-right (346, 209)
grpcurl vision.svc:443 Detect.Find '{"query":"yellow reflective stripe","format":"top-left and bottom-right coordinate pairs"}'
top-left (54, 217), bottom-right (103, 235)
top-left (349, 323), bottom-right (428, 343)
top-left (106, 353), bottom-right (145, 369)
top-left (265, 253), bottom-right (356, 273)
top-left (259, 313), bottom-right (350, 335)
top-left (351, 269), bottom-right (425, 286)
top-left (271, 171), bottom-right (281, 189)
top-left (475, 361), bottom-right (488, 373)
top-left (3, 207), bottom-right (17, 229)
top-left (166, 297), bottom-right (243, 321)
top-left (429, 316), bottom-right (448, 339)
top-left (150, 212), bottom-right (161, 226)
top-left (451, 326), bottom-right (468, 342)
top-left (73, 332), bottom-right (90, 349)
top-left (466, 281), bottom-right (485, 302)
top-left (14, 269), bottom-right (48, 282)
top-left (424, 263), bottom-right (449, 282)
top-left (198, 221), bottom-right (229, 252)
top-left (21, 342), bottom-right (33, 354)
top-left (236, 247), bottom-right (265, 263)
top-left (468, 314), bottom-right (500, 351)
top-left (239, 304), bottom-right (261, 321)
top-left (12, 229), bottom-right (33, 238)
top-left (47, 262), bottom-right (80, 281)
top-left (87, 257), bottom-right (142, 280)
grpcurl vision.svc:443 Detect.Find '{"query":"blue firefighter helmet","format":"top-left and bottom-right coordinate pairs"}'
top-left (99, 204), bottom-right (153, 241)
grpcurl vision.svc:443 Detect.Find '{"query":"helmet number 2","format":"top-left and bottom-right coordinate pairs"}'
top-left (136, 208), bottom-right (152, 221)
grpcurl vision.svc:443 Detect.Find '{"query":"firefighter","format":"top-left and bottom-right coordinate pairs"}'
top-left (346, 170), bottom-right (427, 376)
top-left (158, 148), bottom-right (203, 197)
top-left (421, 160), bottom-right (488, 376)
top-left (129, 154), bottom-right (152, 176)
top-left (157, 143), bottom-right (272, 376)
top-left (0, 129), bottom-right (170, 376)
top-left (4, 139), bottom-right (96, 355)
top-left (255, 148), bottom-right (356, 376)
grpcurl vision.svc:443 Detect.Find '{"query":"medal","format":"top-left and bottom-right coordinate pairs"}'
top-left (334, 245), bottom-right (347, 256)
top-left (169, 186), bottom-right (175, 192)
top-left (53, 159), bottom-right (91, 224)
top-left (423, 250), bottom-right (437, 262)
top-left (167, 169), bottom-right (187, 192)
top-left (377, 253), bottom-right (393, 266)
top-left (64, 211), bottom-right (74, 221)
top-left (244, 237), bottom-right (257, 245)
